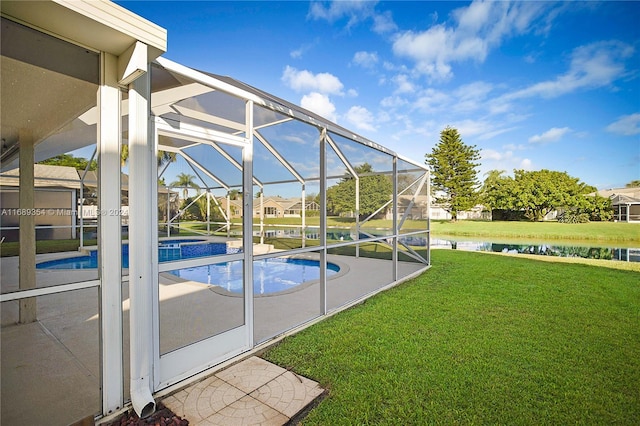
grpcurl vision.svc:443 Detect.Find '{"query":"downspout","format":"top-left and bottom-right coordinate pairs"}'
top-left (125, 47), bottom-right (156, 418)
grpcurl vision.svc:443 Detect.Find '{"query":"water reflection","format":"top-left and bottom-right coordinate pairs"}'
top-left (432, 238), bottom-right (640, 263)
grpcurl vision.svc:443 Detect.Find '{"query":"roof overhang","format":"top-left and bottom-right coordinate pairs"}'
top-left (0, 0), bottom-right (167, 60)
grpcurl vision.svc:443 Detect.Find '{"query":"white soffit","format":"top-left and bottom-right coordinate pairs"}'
top-left (0, 0), bottom-right (167, 59)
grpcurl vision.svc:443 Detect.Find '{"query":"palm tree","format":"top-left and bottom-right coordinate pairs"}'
top-left (227, 189), bottom-right (241, 200)
top-left (171, 172), bottom-right (200, 200)
top-left (121, 145), bottom-right (177, 167)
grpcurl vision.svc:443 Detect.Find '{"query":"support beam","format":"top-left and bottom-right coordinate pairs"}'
top-left (319, 129), bottom-right (327, 315)
top-left (243, 100), bottom-right (254, 349)
top-left (98, 52), bottom-right (124, 415)
top-left (392, 157), bottom-right (398, 282)
top-left (18, 130), bottom-right (36, 324)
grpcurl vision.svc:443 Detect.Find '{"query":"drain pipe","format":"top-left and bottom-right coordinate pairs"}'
top-left (127, 58), bottom-right (156, 418)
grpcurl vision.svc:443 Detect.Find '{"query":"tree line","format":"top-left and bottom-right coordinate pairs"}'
top-left (39, 129), bottom-right (634, 223)
top-left (426, 126), bottom-right (618, 222)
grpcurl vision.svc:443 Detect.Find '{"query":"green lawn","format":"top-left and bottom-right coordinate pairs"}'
top-left (263, 250), bottom-right (640, 425)
top-left (0, 239), bottom-right (98, 257)
top-left (429, 220), bottom-right (640, 243)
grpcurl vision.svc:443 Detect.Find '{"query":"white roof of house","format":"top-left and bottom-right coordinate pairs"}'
top-left (594, 187), bottom-right (640, 199)
top-left (0, 164), bottom-right (81, 189)
top-left (611, 194), bottom-right (640, 205)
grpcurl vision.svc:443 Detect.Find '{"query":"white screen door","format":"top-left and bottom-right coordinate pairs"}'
top-left (153, 123), bottom-right (253, 390)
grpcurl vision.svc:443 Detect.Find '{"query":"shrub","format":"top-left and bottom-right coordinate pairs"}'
top-left (557, 210), bottom-right (590, 223)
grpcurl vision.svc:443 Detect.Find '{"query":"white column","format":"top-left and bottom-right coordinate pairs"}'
top-left (319, 129), bottom-right (327, 315)
top-left (71, 189), bottom-right (77, 239)
top-left (98, 52), bottom-right (123, 415)
top-left (166, 187), bottom-right (171, 237)
top-left (128, 61), bottom-right (156, 417)
top-left (243, 100), bottom-right (254, 348)
top-left (392, 157), bottom-right (397, 281)
top-left (627, 204), bottom-right (631, 223)
top-left (18, 130), bottom-right (36, 324)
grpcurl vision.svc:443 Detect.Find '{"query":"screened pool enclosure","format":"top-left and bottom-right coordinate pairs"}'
top-left (0, 3), bottom-right (430, 424)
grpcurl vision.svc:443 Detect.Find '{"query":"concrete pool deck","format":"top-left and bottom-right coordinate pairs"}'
top-left (161, 356), bottom-right (325, 425)
top-left (1, 247), bottom-right (427, 425)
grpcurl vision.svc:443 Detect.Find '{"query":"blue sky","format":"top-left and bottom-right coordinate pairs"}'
top-left (118, 0), bottom-right (639, 190)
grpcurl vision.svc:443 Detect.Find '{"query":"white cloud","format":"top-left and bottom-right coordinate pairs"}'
top-left (300, 92), bottom-right (337, 122)
top-left (481, 148), bottom-right (510, 161)
top-left (520, 158), bottom-right (533, 170)
top-left (345, 106), bottom-right (377, 132)
top-left (282, 135), bottom-right (308, 145)
top-left (347, 88), bottom-right (359, 97)
top-left (606, 113), bottom-right (640, 136)
top-left (308, 0), bottom-right (378, 29)
top-left (282, 66), bottom-right (344, 95)
top-left (506, 41), bottom-right (634, 100)
top-left (504, 143), bottom-right (527, 151)
top-left (308, 1), bottom-right (396, 33)
top-left (392, 74), bottom-right (416, 94)
top-left (392, 27), bottom-right (457, 80)
top-left (352, 51), bottom-right (379, 68)
top-left (392, 1), bottom-right (554, 80)
top-left (413, 88), bottom-right (450, 113)
top-left (480, 148), bottom-right (532, 171)
top-left (452, 81), bottom-right (493, 112)
top-left (528, 127), bottom-right (571, 144)
top-left (450, 119), bottom-right (515, 141)
top-left (380, 95), bottom-right (408, 109)
top-left (372, 10), bottom-right (398, 34)
top-left (455, 119), bottom-right (497, 138)
top-left (454, 81), bottom-right (493, 100)
top-left (290, 41), bottom-right (317, 59)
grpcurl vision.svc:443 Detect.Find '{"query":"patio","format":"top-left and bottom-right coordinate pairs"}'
top-left (1, 247), bottom-right (425, 425)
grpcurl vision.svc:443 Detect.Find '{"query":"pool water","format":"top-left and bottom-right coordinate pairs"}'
top-left (169, 258), bottom-right (340, 295)
top-left (35, 240), bottom-right (238, 269)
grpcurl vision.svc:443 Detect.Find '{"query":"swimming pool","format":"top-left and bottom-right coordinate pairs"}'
top-left (35, 240), bottom-right (239, 269)
top-left (168, 258), bottom-right (340, 295)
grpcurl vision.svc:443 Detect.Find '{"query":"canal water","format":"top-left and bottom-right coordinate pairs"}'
top-left (431, 237), bottom-right (640, 263)
top-left (245, 226), bottom-right (639, 263)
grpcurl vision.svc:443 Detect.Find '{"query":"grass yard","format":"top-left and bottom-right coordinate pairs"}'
top-left (428, 220), bottom-right (640, 243)
top-left (0, 239), bottom-right (98, 257)
top-left (263, 250), bottom-right (640, 425)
